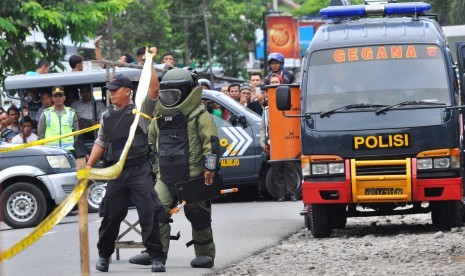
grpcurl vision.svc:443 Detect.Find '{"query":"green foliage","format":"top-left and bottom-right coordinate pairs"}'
top-left (0, 0), bottom-right (131, 88)
top-left (293, 0), bottom-right (363, 17)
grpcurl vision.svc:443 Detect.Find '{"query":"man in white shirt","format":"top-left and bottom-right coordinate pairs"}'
top-left (11, 116), bottom-right (38, 144)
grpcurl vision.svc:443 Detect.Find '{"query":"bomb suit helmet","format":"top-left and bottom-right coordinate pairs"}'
top-left (159, 68), bottom-right (198, 107)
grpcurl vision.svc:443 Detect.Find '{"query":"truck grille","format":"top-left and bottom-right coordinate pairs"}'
top-left (356, 165), bottom-right (406, 176)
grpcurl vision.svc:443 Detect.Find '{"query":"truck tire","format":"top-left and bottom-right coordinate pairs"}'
top-left (309, 204), bottom-right (332, 238)
top-left (87, 181), bottom-right (106, 213)
top-left (1, 182), bottom-right (47, 229)
top-left (331, 204), bottom-right (347, 229)
top-left (431, 201), bottom-right (462, 230)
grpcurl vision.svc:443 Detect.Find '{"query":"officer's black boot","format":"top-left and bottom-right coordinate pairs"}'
top-left (151, 258), bottom-right (166, 272)
top-left (96, 257), bottom-right (110, 272)
top-left (190, 256), bottom-right (214, 268)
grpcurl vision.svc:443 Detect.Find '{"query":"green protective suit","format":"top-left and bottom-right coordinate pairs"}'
top-left (148, 86), bottom-right (219, 262)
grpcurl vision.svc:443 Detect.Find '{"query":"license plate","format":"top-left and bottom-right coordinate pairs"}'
top-left (365, 188), bottom-right (403, 195)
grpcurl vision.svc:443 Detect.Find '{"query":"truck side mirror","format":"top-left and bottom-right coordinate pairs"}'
top-left (276, 85), bottom-right (291, 111)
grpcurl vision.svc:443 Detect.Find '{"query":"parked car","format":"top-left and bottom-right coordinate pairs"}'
top-left (0, 143), bottom-right (77, 228)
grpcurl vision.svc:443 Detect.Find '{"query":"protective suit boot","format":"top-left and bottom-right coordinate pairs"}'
top-left (129, 251), bottom-right (152, 265)
top-left (190, 256), bottom-right (214, 268)
top-left (151, 258), bottom-right (166, 272)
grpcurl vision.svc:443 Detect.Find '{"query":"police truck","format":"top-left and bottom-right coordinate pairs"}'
top-left (273, 1), bottom-right (465, 238)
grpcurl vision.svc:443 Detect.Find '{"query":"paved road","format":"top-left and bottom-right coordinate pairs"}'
top-left (0, 198), bottom-right (303, 275)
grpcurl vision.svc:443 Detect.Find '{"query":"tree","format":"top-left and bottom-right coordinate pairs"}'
top-left (0, 0), bottom-right (131, 87)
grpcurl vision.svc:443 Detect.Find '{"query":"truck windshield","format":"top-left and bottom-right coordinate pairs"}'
top-left (305, 44), bottom-right (450, 113)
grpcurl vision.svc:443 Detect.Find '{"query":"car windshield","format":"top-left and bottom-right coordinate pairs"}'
top-left (305, 44), bottom-right (450, 113)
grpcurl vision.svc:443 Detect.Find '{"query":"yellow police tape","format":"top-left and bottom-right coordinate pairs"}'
top-left (0, 171), bottom-right (88, 262)
top-left (0, 124), bottom-right (100, 154)
top-left (0, 48), bottom-right (156, 263)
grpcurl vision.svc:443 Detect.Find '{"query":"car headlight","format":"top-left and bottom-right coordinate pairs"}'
top-left (433, 157), bottom-right (450, 169)
top-left (46, 155), bottom-right (71, 169)
top-left (417, 158), bottom-right (432, 170)
top-left (312, 164), bottom-right (328, 175)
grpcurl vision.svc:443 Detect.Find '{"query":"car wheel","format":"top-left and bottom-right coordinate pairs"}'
top-left (87, 181), bottom-right (106, 213)
top-left (1, 182), bottom-right (47, 229)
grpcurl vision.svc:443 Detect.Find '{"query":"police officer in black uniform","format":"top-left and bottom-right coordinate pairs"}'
top-left (86, 48), bottom-right (166, 273)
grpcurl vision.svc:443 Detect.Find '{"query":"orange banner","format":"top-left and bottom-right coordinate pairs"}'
top-left (267, 16), bottom-right (300, 59)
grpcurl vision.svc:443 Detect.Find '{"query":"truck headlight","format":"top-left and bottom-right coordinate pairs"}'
top-left (328, 163), bottom-right (344, 174)
top-left (433, 158), bottom-right (450, 169)
top-left (312, 164), bottom-right (328, 175)
top-left (417, 158), bottom-right (432, 170)
top-left (46, 155), bottom-right (71, 169)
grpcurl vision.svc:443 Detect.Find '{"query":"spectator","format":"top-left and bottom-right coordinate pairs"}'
top-left (269, 74), bottom-right (284, 85)
top-left (228, 83), bottom-right (241, 102)
top-left (264, 52), bottom-right (295, 85)
top-left (71, 85), bottom-right (106, 140)
top-left (69, 55), bottom-right (84, 72)
top-left (6, 105), bottom-right (20, 134)
top-left (198, 78), bottom-right (212, 90)
top-left (161, 52), bottom-right (175, 69)
top-left (65, 88), bottom-right (80, 107)
top-left (22, 89), bottom-right (42, 129)
top-left (10, 116), bottom-right (38, 144)
top-left (94, 37), bottom-right (135, 68)
top-left (220, 85), bottom-right (229, 95)
top-left (1, 108), bottom-right (15, 142)
top-left (249, 72), bottom-right (263, 101)
top-left (249, 72), bottom-right (263, 89)
top-left (0, 108), bottom-right (9, 132)
top-left (25, 59), bottom-right (50, 75)
top-left (239, 83), bottom-right (252, 106)
top-left (35, 91), bottom-right (53, 124)
top-left (37, 86), bottom-right (79, 152)
top-left (135, 47), bottom-right (146, 66)
top-left (241, 83), bottom-right (263, 116)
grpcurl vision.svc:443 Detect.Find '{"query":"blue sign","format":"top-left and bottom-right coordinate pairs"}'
top-left (299, 26), bottom-right (315, 57)
top-left (256, 39), bottom-right (264, 60)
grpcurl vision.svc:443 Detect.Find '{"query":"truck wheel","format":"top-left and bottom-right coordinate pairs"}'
top-left (1, 182), bottom-right (47, 229)
top-left (309, 204), bottom-right (332, 238)
top-left (87, 181), bottom-right (106, 213)
top-left (431, 201), bottom-right (462, 230)
top-left (265, 169), bottom-right (280, 200)
top-left (331, 204), bottom-right (347, 229)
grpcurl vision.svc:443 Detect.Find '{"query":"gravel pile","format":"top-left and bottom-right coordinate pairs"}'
top-left (213, 214), bottom-right (465, 276)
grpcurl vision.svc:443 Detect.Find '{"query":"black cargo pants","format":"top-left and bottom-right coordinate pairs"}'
top-left (97, 160), bottom-right (164, 259)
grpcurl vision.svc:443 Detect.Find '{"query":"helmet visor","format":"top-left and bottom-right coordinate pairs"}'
top-left (159, 89), bottom-right (182, 107)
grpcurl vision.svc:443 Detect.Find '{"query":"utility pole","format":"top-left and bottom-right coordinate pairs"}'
top-left (203, 0), bottom-right (214, 84)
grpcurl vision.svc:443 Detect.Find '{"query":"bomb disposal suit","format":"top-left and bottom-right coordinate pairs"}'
top-left (275, 2), bottom-right (465, 238)
top-left (148, 68), bottom-right (220, 268)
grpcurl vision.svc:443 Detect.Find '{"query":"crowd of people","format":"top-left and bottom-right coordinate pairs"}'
top-left (0, 49), bottom-right (302, 273)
